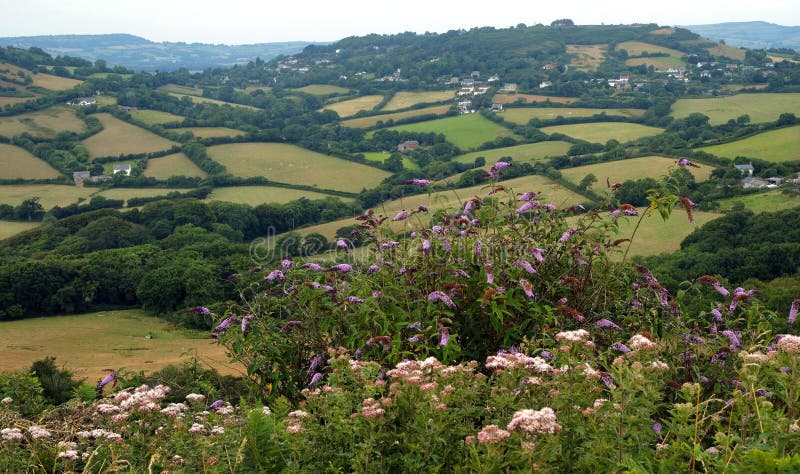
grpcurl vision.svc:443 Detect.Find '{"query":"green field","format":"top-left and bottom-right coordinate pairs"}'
top-left (323, 95), bottom-right (384, 117)
top-left (83, 114), bottom-right (179, 159)
top-left (382, 91), bottom-right (456, 111)
top-left (174, 127), bottom-right (246, 139)
top-left (130, 109), bottom-right (184, 125)
top-left (617, 41), bottom-right (684, 58)
top-left (566, 44), bottom-right (608, 72)
top-left (626, 56), bottom-right (686, 69)
top-left (541, 122), bottom-right (663, 144)
top-left (29, 72), bottom-right (82, 90)
top-left (0, 310), bottom-right (235, 381)
top-left (0, 220), bottom-right (39, 240)
top-left (501, 107), bottom-right (645, 125)
top-left (341, 105), bottom-right (452, 128)
top-left (144, 153), bottom-right (209, 179)
top-left (670, 93), bottom-right (800, 125)
top-left (0, 184), bottom-right (93, 209)
top-left (362, 152), bottom-right (420, 170)
top-left (209, 186), bottom-right (350, 206)
top-left (158, 84), bottom-right (204, 96)
top-left (0, 143), bottom-right (61, 179)
top-left (386, 114), bottom-right (522, 150)
top-left (96, 187), bottom-right (187, 206)
top-left (0, 106), bottom-right (85, 138)
top-left (607, 207), bottom-right (718, 257)
top-left (560, 156), bottom-right (713, 189)
top-left (166, 93), bottom-right (262, 111)
top-left (292, 84), bottom-right (350, 96)
top-left (207, 143), bottom-right (391, 193)
top-left (707, 43), bottom-right (746, 61)
top-left (717, 190), bottom-right (800, 213)
top-left (452, 141), bottom-right (573, 165)
top-left (697, 125), bottom-right (800, 162)
top-left (493, 94), bottom-right (577, 105)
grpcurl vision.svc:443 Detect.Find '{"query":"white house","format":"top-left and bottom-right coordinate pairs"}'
top-left (113, 164), bottom-right (132, 176)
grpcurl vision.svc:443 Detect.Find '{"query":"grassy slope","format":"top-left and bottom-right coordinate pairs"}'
top-left (560, 156), bottom-right (713, 186)
top-left (382, 91), bottom-right (456, 111)
top-left (143, 153), bottom-right (209, 179)
top-left (322, 95), bottom-right (384, 117)
top-left (208, 186), bottom-right (350, 206)
top-left (362, 152), bottom-right (420, 171)
top-left (541, 122), bottom-right (663, 143)
top-left (292, 84), bottom-right (350, 96)
top-left (0, 143), bottom-right (61, 179)
top-left (386, 114), bottom-right (522, 150)
top-left (174, 127), bottom-right (246, 139)
top-left (83, 113), bottom-right (178, 158)
top-left (492, 94), bottom-right (576, 105)
top-left (129, 109), bottom-right (184, 125)
top-left (670, 93), bottom-right (800, 125)
top-left (452, 141), bottom-right (573, 165)
top-left (0, 106), bottom-right (85, 139)
top-left (0, 220), bottom-right (40, 240)
top-left (501, 107), bottom-right (644, 125)
top-left (0, 184), bottom-right (93, 209)
top-left (717, 190), bottom-right (800, 212)
top-left (697, 125), bottom-right (800, 162)
top-left (341, 105), bottom-right (452, 128)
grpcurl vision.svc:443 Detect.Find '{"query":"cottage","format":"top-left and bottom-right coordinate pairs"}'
top-left (501, 83), bottom-right (518, 93)
top-left (113, 164), bottom-right (132, 176)
top-left (741, 176), bottom-right (768, 189)
top-left (397, 140), bottom-right (420, 152)
top-left (734, 163), bottom-right (754, 176)
top-left (72, 171), bottom-right (91, 183)
top-left (491, 103), bottom-right (504, 112)
top-left (67, 97), bottom-right (97, 107)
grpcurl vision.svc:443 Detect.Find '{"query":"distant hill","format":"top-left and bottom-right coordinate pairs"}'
top-left (0, 34), bottom-right (324, 71)
top-left (684, 22), bottom-right (800, 51)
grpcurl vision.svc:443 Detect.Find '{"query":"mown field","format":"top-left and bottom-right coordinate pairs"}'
top-left (0, 220), bottom-right (39, 240)
top-left (382, 91), bottom-right (456, 111)
top-left (559, 156), bottom-right (714, 188)
top-left (361, 152), bottom-right (420, 170)
top-left (82, 114), bottom-right (179, 158)
top-left (96, 187), bottom-right (186, 205)
top-left (208, 186), bottom-right (350, 206)
top-left (385, 114), bottom-right (522, 150)
top-left (0, 310), bottom-right (236, 382)
top-left (0, 143), bottom-right (61, 179)
top-left (0, 96), bottom-right (37, 108)
top-left (292, 84), bottom-right (350, 96)
top-left (566, 44), bottom-right (607, 71)
top-left (670, 93), bottom-right (800, 125)
top-left (0, 106), bottom-right (85, 138)
top-left (341, 105), bottom-right (451, 128)
top-left (130, 109), bottom-right (184, 125)
top-left (143, 153), bottom-right (208, 179)
top-left (697, 125), bottom-right (800, 162)
top-left (541, 122), bottom-right (663, 143)
top-left (207, 142), bottom-right (391, 193)
top-left (717, 190), bottom-right (800, 212)
top-left (29, 72), bottom-right (83, 90)
top-left (0, 184), bottom-right (93, 209)
top-left (174, 127), bottom-right (246, 139)
top-left (492, 94), bottom-right (577, 105)
top-left (166, 93), bottom-right (262, 111)
top-left (501, 107), bottom-right (645, 125)
top-left (158, 84), bottom-right (204, 96)
top-left (452, 141), bottom-right (573, 165)
top-left (322, 95), bottom-right (384, 117)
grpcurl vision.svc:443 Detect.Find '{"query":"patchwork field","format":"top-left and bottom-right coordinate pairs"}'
top-left (541, 122), bottom-right (663, 143)
top-left (362, 152), bottom-right (420, 171)
top-left (144, 153), bottom-right (208, 179)
top-left (0, 143), bottom-right (61, 179)
top-left (670, 93), bottom-right (800, 125)
top-left (0, 106), bottom-right (85, 138)
top-left (492, 94), bottom-right (577, 105)
top-left (0, 184), bottom-right (93, 209)
top-left (0, 96), bottom-right (38, 108)
top-left (158, 84), bottom-right (204, 96)
top-left (617, 41), bottom-right (684, 58)
top-left (717, 190), bottom-right (800, 213)
top-left (29, 72), bottom-right (82, 90)
top-left (0, 310), bottom-right (236, 381)
top-left (0, 220), bottom-right (40, 241)
top-left (341, 105), bottom-right (452, 128)
top-left (174, 127), bottom-right (246, 139)
top-left (82, 114), bottom-right (179, 158)
top-left (207, 143), bottom-right (391, 193)
top-left (166, 93), bottom-right (262, 111)
top-left (382, 91), bottom-right (456, 111)
top-left (501, 107), bottom-right (645, 125)
top-left (292, 84), bottom-right (350, 96)
top-left (452, 141), bottom-right (573, 165)
top-left (209, 186), bottom-right (349, 206)
top-left (323, 95), bottom-right (384, 117)
top-left (566, 44), bottom-right (608, 71)
top-left (697, 126), bottom-right (800, 162)
top-left (385, 114), bottom-right (522, 150)
top-left (559, 156), bottom-right (713, 188)
top-left (130, 109), bottom-right (184, 125)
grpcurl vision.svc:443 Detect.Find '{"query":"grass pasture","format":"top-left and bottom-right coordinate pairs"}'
top-left (0, 143), bottom-right (61, 179)
top-left (0, 310), bottom-right (236, 381)
top-left (625, 56), bottom-right (686, 69)
top-left (0, 184), bottom-right (93, 209)
top-left (0, 96), bottom-right (38, 108)
top-left (697, 126), bottom-right (800, 162)
top-left (207, 143), bottom-right (391, 193)
top-left (0, 106), bottom-right (85, 138)
top-left (608, 208), bottom-right (717, 257)
top-left (385, 114), bottom-right (521, 150)
top-left (0, 220), bottom-right (40, 241)
top-left (541, 122), bottom-right (663, 144)
top-left (175, 127), bottom-right (246, 139)
top-left (717, 190), bottom-right (800, 213)
top-left (559, 156), bottom-right (713, 188)
top-left (96, 187), bottom-right (187, 205)
top-left (362, 152), bottom-right (420, 171)
top-left (158, 84), bottom-right (204, 96)
top-left (83, 114), bottom-right (178, 159)
top-left (650, 28), bottom-right (676, 35)
top-left (382, 91), bottom-right (456, 111)
top-left (566, 44), bottom-right (608, 71)
top-left (670, 93), bottom-right (800, 125)
top-left (144, 153), bottom-right (208, 179)
top-left (292, 84), bottom-right (350, 96)
top-left (322, 95), bottom-right (384, 117)
top-left (501, 107), bottom-right (644, 125)
top-left (341, 105), bottom-right (452, 128)
top-left (452, 141), bottom-right (573, 166)
top-left (166, 93), bottom-right (262, 111)
top-left (130, 109), bottom-right (184, 125)
top-left (707, 43), bottom-right (746, 61)
top-left (29, 72), bottom-right (82, 90)
top-left (492, 94), bottom-right (577, 105)
top-left (617, 41), bottom-right (684, 58)
top-left (209, 186), bottom-right (349, 206)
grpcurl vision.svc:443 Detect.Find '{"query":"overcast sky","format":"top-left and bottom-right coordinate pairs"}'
top-left (1, 0), bottom-right (798, 44)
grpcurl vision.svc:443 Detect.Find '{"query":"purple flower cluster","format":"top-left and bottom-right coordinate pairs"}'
top-left (428, 291), bottom-right (456, 309)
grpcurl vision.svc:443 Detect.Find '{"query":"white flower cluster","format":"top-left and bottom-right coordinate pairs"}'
top-left (777, 335), bottom-right (800, 354)
top-left (486, 352), bottom-right (554, 373)
top-left (28, 425), bottom-right (51, 439)
top-left (507, 407), bottom-right (562, 434)
top-left (627, 334), bottom-right (657, 350)
top-left (555, 329), bottom-right (590, 343)
top-left (76, 428), bottom-right (122, 443)
top-left (1, 427), bottom-right (23, 441)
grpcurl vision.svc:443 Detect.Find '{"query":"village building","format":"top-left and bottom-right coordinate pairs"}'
top-left (113, 164), bottom-right (132, 176)
top-left (734, 163), bottom-right (754, 176)
top-left (397, 140), bottom-right (420, 152)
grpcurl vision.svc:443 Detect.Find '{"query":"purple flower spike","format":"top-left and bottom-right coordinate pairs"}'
top-left (401, 179), bottom-right (431, 187)
top-left (96, 371), bottom-right (117, 392)
top-left (309, 372), bottom-right (324, 387)
top-left (438, 327), bottom-right (450, 347)
top-left (330, 263), bottom-right (353, 273)
top-left (721, 330), bottom-right (742, 350)
top-left (652, 422), bottom-right (663, 434)
top-left (367, 263), bottom-right (380, 275)
top-left (418, 205), bottom-right (428, 212)
top-left (677, 158), bottom-right (700, 168)
top-left (190, 306), bottom-right (212, 316)
top-left (517, 191), bottom-right (536, 201)
top-left (789, 298), bottom-right (799, 325)
top-left (611, 342), bottom-right (631, 353)
top-left (213, 315), bottom-right (238, 335)
top-left (421, 239), bottom-right (431, 254)
top-left (281, 259), bottom-right (293, 270)
top-left (406, 321), bottom-right (422, 331)
top-left (392, 210), bottom-right (412, 222)
top-left (596, 319), bottom-right (621, 330)
top-left (265, 269), bottom-right (285, 282)
top-left (208, 399), bottom-right (224, 410)
top-left (600, 374), bottom-right (616, 389)
top-left (700, 376), bottom-right (710, 384)
top-left (519, 279), bottom-right (535, 298)
top-left (559, 228), bottom-right (579, 243)
top-left (336, 239), bottom-right (349, 252)
top-left (711, 309), bottom-right (723, 322)
top-left (407, 335), bottom-right (424, 343)
top-left (531, 248), bottom-right (546, 262)
top-left (308, 355), bottom-right (323, 375)
top-left (514, 259), bottom-right (538, 274)
top-left (302, 262), bottom-right (322, 271)
top-left (428, 291), bottom-right (456, 309)
top-left (432, 225), bottom-right (443, 234)
top-left (516, 201), bottom-right (537, 214)
top-left (241, 315), bottom-right (254, 334)
top-left (346, 296), bottom-right (364, 304)
top-left (540, 350), bottom-right (554, 360)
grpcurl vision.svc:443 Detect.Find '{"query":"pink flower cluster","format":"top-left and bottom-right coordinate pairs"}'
top-left (507, 407), bottom-right (562, 434)
top-left (286, 410), bottom-right (310, 434)
top-left (476, 424), bottom-right (511, 444)
top-left (360, 398), bottom-right (386, 419)
top-left (485, 352), bottom-right (554, 373)
top-left (777, 334), bottom-right (800, 354)
top-left (555, 329), bottom-right (590, 343)
top-left (1, 427), bottom-right (22, 441)
top-left (76, 428), bottom-right (123, 443)
top-left (114, 384), bottom-right (171, 413)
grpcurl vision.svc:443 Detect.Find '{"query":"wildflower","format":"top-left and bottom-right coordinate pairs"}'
top-left (96, 371), bottom-right (117, 392)
top-left (439, 327), bottom-right (450, 347)
top-left (507, 407), bottom-right (562, 434)
top-left (265, 269), bottom-right (285, 281)
top-left (1, 428), bottom-right (22, 441)
top-left (514, 259), bottom-right (538, 274)
top-left (302, 262), bottom-right (322, 271)
top-left (418, 205), bottom-right (428, 212)
top-left (309, 373), bottom-right (324, 387)
top-left (1, 397), bottom-right (11, 405)
top-left (789, 298), bottom-right (799, 325)
top-left (677, 158), bottom-right (700, 168)
top-left (336, 239), bottom-right (349, 251)
top-left (27, 426), bottom-right (51, 439)
top-left (428, 291), bottom-right (456, 309)
top-left (516, 201), bottom-right (538, 214)
top-left (208, 399), bottom-right (224, 410)
top-left (211, 426), bottom-right (225, 436)
top-left (600, 374), bottom-right (616, 389)
top-left (241, 314), bottom-right (254, 334)
top-left (330, 263), bottom-right (353, 273)
top-left (212, 316), bottom-right (237, 336)
top-left (190, 306), bottom-right (212, 315)
top-left (186, 393), bottom-right (205, 402)
top-left (361, 398), bottom-right (385, 418)
top-left (777, 334), bottom-right (800, 354)
top-left (611, 342), bottom-right (631, 353)
top-left (281, 259), bottom-right (293, 269)
top-left (58, 450), bottom-right (79, 461)
top-left (721, 330), bottom-right (742, 350)
top-left (596, 319), bottom-right (621, 330)
top-left (366, 263), bottom-right (380, 275)
top-left (520, 279), bottom-right (535, 298)
top-left (454, 269), bottom-right (470, 279)
top-left (679, 196), bottom-right (697, 225)
top-left (628, 334), bottom-right (657, 350)
top-left (379, 240), bottom-right (400, 250)
top-left (711, 308), bottom-right (723, 322)
top-left (188, 423), bottom-right (206, 434)
top-left (555, 329), bottom-right (590, 343)
top-left (346, 296), bottom-right (364, 304)
top-left (518, 191), bottom-right (536, 201)
top-left (559, 228), bottom-right (579, 243)
top-left (543, 203), bottom-right (556, 212)
top-left (652, 422), bottom-right (663, 434)
top-left (477, 425), bottom-right (511, 444)
top-left (421, 239), bottom-right (431, 254)
top-left (407, 335), bottom-right (424, 343)
top-left (406, 321), bottom-right (422, 331)
top-left (540, 350), bottom-right (554, 360)
top-left (531, 248), bottom-right (546, 262)
top-left (432, 225), bottom-right (443, 234)
top-left (697, 275), bottom-right (729, 296)
top-left (392, 210), bottom-right (412, 222)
